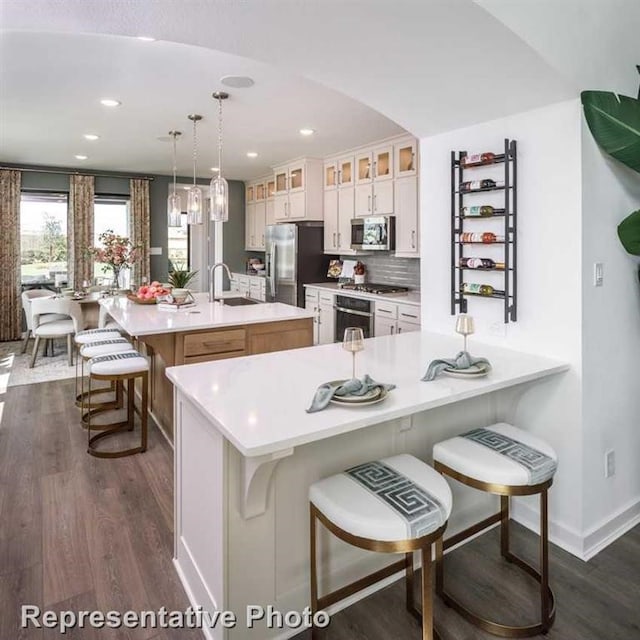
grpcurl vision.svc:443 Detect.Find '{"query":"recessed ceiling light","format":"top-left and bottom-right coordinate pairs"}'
top-left (246, 152), bottom-right (258, 158)
top-left (220, 75), bottom-right (254, 88)
top-left (75, 155), bottom-right (88, 160)
top-left (137, 36), bottom-right (156, 42)
top-left (299, 128), bottom-right (315, 136)
top-left (83, 134), bottom-right (99, 141)
top-left (100, 98), bottom-right (121, 107)
top-left (210, 166), bottom-right (220, 172)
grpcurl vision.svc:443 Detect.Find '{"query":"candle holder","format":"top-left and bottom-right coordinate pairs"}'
top-left (342, 327), bottom-right (365, 379)
top-left (455, 314), bottom-right (475, 353)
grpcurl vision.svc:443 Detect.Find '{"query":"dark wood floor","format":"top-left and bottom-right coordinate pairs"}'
top-left (1, 378), bottom-right (639, 639)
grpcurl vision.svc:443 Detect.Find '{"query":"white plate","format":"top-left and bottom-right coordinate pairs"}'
top-left (443, 363), bottom-right (491, 378)
top-left (326, 380), bottom-right (382, 403)
top-left (330, 388), bottom-right (389, 407)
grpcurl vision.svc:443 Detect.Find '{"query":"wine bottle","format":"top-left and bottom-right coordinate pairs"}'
top-left (459, 257), bottom-right (505, 270)
top-left (462, 282), bottom-right (505, 296)
top-left (461, 152), bottom-right (496, 167)
top-left (460, 232), bottom-right (504, 243)
top-left (459, 179), bottom-right (504, 192)
top-left (462, 205), bottom-right (505, 217)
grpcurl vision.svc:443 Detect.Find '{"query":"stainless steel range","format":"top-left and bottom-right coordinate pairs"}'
top-left (339, 282), bottom-right (409, 295)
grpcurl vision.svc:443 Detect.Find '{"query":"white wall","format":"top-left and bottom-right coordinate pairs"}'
top-left (580, 121), bottom-right (640, 551)
top-left (419, 99), bottom-right (586, 548)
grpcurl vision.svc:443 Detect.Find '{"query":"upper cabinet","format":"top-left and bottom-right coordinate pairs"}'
top-left (324, 156), bottom-right (355, 255)
top-left (395, 138), bottom-right (417, 177)
top-left (245, 176), bottom-right (268, 251)
top-left (355, 145), bottom-right (394, 217)
top-left (273, 158), bottom-right (323, 222)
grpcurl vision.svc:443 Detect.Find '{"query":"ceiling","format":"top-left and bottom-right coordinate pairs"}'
top-left (0, 31), bottom-right (405, 180)
top-left (2, 1), bottom-right (638, 184)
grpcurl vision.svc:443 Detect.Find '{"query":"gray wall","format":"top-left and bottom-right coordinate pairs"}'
top-left (14, 163), bottom-right (245, 282)
top-left (339, 253), bottom-right (420, 290)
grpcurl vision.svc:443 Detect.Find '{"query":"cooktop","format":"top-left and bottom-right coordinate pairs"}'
top-left (340, 282), bottom-right (409, 295)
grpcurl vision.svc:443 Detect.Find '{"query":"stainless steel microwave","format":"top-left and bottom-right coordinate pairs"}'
top-left (350, 216), bottom-right (395, 251)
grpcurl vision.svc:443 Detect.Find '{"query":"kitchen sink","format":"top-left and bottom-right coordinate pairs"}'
top-left (215, 297), bottom-right (260, 306)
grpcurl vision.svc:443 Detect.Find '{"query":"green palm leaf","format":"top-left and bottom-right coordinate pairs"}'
top-left (581, 90), bottom-right (640, 173)
top-left (617, 209), bottom-right (640, 255)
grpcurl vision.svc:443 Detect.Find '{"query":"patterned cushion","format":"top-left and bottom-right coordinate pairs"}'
top-left (310, 454), bottom-right (452, 542)
top-left (433, 422), bottom-right (557, 486)
top-left (75, 328), bottom-right (121, 345)
top-left (88, 351), bottom-right (148, 376)
top-left (80, 338), bottom-right (132, 359)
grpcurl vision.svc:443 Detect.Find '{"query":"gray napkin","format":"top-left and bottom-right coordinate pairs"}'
top-left (421, 350), bottom-right (490, 381)
top-left (306, 374), bottom-right (396, 413)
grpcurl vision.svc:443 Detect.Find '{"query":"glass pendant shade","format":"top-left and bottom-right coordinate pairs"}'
top-left (167, 191), bottom-right (182, 227)
top-left (187, 185), bottom-right (203, 224)
top-left (210, 175), bottom-right (229, 222)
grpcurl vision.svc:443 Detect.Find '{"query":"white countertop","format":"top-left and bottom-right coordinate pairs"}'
top-left (304, 282), bottom-right (421, 306)
top-left (100, 292), bottom-right (314, 337)
top-left (166, 330), bottom-right (568, 458)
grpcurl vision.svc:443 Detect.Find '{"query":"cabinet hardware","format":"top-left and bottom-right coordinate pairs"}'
top-left (400, 312), bottom-right (418, 319)
top-left (411, 230), bottom-right (416, 249)
top-left (390, 325), bottom-right (395, 334)
top-left (337, 233), bottom-right (341, 247)
top-left (368, 195), bottom-right (371, 212)
top-left (333, 232), bottom-right (337, 247)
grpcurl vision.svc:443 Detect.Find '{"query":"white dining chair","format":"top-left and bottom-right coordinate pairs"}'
top-left (29, 298), bottom-right (85, 368)
top-left (20, 289), bottom-right (67, 354)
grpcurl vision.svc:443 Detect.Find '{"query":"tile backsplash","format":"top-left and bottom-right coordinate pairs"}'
top-left (340, 254), bottom-right (420, 290)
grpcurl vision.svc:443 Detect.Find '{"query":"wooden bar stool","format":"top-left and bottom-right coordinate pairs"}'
top-left (74, 328), bottom-right (122, 407)
top-left (309, 454), bottom-right (452, 640)
top-left (86, 350), bottom-right (149, 458)
top-left (433, 422), bottom-right (557, 637)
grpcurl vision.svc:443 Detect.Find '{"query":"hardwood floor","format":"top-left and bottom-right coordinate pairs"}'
top-left (1, 378), bottom-right (639, 639)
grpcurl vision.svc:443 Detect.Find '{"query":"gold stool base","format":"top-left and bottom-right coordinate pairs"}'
top-left (434, 461), bottom-right (555, 638)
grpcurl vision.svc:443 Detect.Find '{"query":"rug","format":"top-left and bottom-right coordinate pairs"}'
top-left (0, 339), bottom-right (76, 389)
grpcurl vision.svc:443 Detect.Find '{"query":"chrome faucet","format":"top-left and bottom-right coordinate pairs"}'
top-left (208, 262), bottom-right (232, 302)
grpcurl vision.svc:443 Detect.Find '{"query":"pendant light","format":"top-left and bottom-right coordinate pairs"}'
top-left (187, 114), bottom-right (203, 225)
top-left (210, 91), bottom-right (229, 222)
top-left (167, 130), bottom-right (182, 227)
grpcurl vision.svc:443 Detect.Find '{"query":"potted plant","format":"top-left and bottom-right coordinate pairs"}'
top-left (168, 265), bottom-right (198, 303)
top-left (581, 74), bottom-right (640, 272)
top-left (88, 230), bottom-right (140, 292)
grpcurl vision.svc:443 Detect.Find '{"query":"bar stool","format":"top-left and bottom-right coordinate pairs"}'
top-left (309, 454), bottom-right (452, 640)
top-left (432, 423), bottom-right (557, 637)
top-left (86, 350), bottom-right (148, 458)
top-left (74, 328), bottom-right (122, 407)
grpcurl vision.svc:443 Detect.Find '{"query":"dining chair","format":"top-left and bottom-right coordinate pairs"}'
top-left (20, 289), bottom-right (67, 354)
top-left (29, 298), bottom-right (85, 368)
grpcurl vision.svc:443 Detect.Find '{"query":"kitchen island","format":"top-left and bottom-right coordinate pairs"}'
top-left (99, 292), bottom-right (314, 440)
top-left (166, 330), bottom-right (569, 640)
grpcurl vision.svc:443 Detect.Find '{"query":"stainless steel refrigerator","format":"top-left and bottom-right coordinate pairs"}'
top-left (264, 223), bottom-right (333, 307)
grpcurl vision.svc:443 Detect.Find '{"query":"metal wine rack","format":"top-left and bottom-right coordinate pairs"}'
top-left (450, 138), bottom-right (517, 323)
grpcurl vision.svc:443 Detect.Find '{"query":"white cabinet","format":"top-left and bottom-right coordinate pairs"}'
top-left (395, 137), bottom-right (418, 178)
top-left (273, 158), bottom-right (323, 222)
top-left (394, 176), bottom-right (419, 257)
top-left (305, 288), bottom-right (335, 345)
top-left (354, 145), bottom-right (394, 217)
top-left (245, 179), bottom-right (267, 251)
top-left (374, 300), bottom-right (420, 336)
top-left (230, 274), bottom-right (250, 297)
top-left (324, 157), bottom-right (355, 254)
top-left (232, 273), bottom-right (265, 301)
top-left (265, 178), bottom-right (276, 227)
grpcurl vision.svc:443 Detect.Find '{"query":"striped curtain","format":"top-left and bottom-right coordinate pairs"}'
top-left (0, 169), bottom-right (22, 341)
top-left (129, 178), bottom-right (151, 284)
top-left (68, 174), bottom-right (95, 288)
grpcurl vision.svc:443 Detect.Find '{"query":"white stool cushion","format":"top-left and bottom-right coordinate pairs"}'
top-left (89, 351), bottom-right (149, 376)
top-left (34, 319), bottom-right (74, 337)
top-left (75, 328), bottom-right (121, 345)
top-left (433, 422), bottom-right (557, 487)
top-left (310, 454), bottom-right (452, 542)
top-left (80, 338), bottom-right (132, 359)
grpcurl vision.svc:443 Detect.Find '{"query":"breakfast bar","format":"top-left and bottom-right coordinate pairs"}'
top-left (99, 292), bottom-right (314, 440)
top-left (166, 330), bottom-right (569, 640)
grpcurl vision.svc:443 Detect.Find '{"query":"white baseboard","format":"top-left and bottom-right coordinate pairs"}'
top-left (511, 496), bottom-right (640, 561)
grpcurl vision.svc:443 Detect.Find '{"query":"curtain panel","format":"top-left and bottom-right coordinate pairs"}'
top-left (0, 169), bottom-right (22, 341)
top-left (129, 178), bottom-right (150, 284)
top-left (68, 174), bottom-right (95, 288)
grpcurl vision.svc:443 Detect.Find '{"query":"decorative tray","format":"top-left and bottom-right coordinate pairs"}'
top-left (126, 294), bottom-right (157, 305)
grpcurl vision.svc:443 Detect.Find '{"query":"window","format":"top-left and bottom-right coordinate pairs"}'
top-left (93, 196), bottom-right (130, 284)
top-left (168, 213), bottom-right (190, 272)
top-left (20, 192), bottom-right (68, 285)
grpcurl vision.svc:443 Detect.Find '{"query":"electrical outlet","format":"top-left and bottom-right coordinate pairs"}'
top-left (594, 262), bottom-right (604, 287)
top-left (605, 449), bottom-right (615, 478)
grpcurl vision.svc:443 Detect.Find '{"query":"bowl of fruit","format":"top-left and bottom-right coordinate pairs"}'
top-left (128, 282), bottom-right (171, 304)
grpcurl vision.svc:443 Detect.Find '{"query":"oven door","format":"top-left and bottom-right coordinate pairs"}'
top-left (334, 295), bottom-right (373, 341)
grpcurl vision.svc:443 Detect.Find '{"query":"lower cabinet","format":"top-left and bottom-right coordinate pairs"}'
top-left (305, 288), bottom-right (335, 345)
top-left (231, 273), bottom-right (266, 301)
top-left (374, 300), bottom-right (421, 336)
